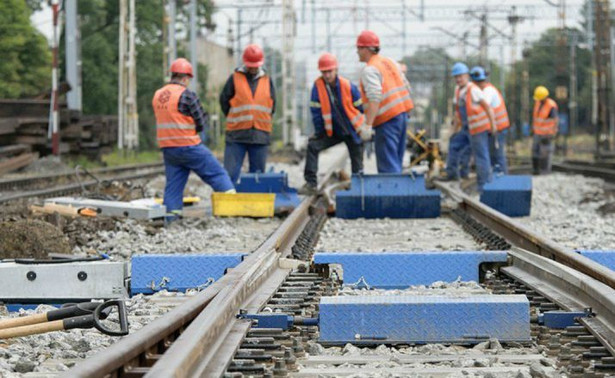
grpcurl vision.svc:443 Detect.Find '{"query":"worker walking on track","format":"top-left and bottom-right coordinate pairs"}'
top-left (300, 53), bottom-right (365, 194)
top-left (220, 44), bottom-right (276, 184)
top-left (449, 62), bottom-right (497, 193)
top-left (470, 66), bottom-right (510, 174)
top-left (531, 86), bottom-right (559, 175)
top-left (153, 58), bottom-right (234, 222)
top-left (356, 30), bottom-right (414, 173)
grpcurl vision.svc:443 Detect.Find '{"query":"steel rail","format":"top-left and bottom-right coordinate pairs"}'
top-left (65, 153), bottom-right (347, 378)
top-left (435, 181), bottom-right (615, 290)
top-left (504, 247), bottom-right (615, 356)
top-left (552, 162), bottom-right (615, 182)
top-left (0, 162), bottom-right (163, 191)
top-left (0, 167), bottom-right (164, 204)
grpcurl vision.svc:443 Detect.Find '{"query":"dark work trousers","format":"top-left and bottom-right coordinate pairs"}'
top-left (304, 134), bottom-right (364, 186)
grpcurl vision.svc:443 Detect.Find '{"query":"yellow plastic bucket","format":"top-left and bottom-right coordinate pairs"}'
top-left (211, 193), bottom-right (275, 217)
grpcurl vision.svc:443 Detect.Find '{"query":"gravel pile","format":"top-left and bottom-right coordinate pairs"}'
top-left (317, 217), bottom-right (482, 252)
top-left (338, 280), bottom-right (488, 296)
top-left (525, 173), bottom-right (615, 250)
top-left (71, 216), bottom-right (281, 259)
top-left (0, 290), bottom-right (192, 377)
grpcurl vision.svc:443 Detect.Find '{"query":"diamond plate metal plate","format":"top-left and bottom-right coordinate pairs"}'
top-left (336, 174), bottom-right (441, 219)
top-left (131, 254), bottom-right (245, 294)
top-left (313, 251), bottom-right (508, 289)
top-left (480, 175), bottom-right (532, 217)
top-left (576, 250), bottom-right (615, 271)
top-left (319, 294), bottom-right (530, 344)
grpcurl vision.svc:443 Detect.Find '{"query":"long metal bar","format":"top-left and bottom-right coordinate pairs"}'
top-left (435, 181), bottom-right (615, 289)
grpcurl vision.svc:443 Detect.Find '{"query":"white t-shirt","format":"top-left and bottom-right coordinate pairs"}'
top-left (453, 84), bottom-right (485, 106)
top-left (481, 85), bottom-right (501, 108)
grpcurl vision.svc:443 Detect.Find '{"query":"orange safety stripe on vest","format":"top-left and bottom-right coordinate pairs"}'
top-left (227, 72), bottom-right (274, 133)
top-left (314, 76), bottom-right (365, 137)
top-left (152, 83), bottom-right (201, 148)
top-left (532, 98), bottom-right (558, 136)
top-left (485, 83), bottom-right (510, 131)
top-left (454, 82), bottom-right (491, 135)
top-left (360, 55), bottom-right (414, 127)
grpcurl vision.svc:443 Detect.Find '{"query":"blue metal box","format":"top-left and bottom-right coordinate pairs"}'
top-left (336, 174), bottom-right (441, 219)
top-left (319, 294), bottom-right (531, 344)
top-left (576, 250), bottom-right (615, 271)
top-left (480, 175), bottom-right (532, 217)
top-left (235, 172), bottom-right (301, 212)
top-left (313, 251), bottom-right (508, 289)
top-left (131, 253), bottom-right (244, 294)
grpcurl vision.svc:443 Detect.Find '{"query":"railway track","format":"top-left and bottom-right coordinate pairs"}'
top-left (50, 168), bottom-right (615, 377)
top-left (0, 162), bottom-right (164, 204)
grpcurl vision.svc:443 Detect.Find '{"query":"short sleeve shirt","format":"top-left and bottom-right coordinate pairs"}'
top-left (481, 85), bottom-right (501, 108)
top-left (453, 84), bottom-right (485, 107)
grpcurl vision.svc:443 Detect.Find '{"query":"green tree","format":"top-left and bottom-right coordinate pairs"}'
top-left (0, 0), bottom-right (51, 98)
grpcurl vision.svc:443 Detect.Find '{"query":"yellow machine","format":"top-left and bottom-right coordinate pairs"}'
top-left (407, 129), bottom-right (444, 176)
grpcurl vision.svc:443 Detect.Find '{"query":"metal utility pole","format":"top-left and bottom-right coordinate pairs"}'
top-left (402, 1), bottom-right (407, 55)
top-left (326, 8), bottom-right (332, 52)
top-left (65, 0), bottom-right (82, 112)
top-left (594, 0), bottom-right (612, 155)
top-left (508, 6), bottom-right (523, 137)
top-left (189, 0), bottom-right (198, 92)
top-left (281, 0), bottom-right (296, 146)
top-left (118, 0), bottom-right (139, 150)
top-left (236, 9), bottom-right (242, 65)
top-left (168, 0), bottom-right (177, 64)
top-left (311, 0), bottom-right (316, 53)
top-left (49, 0), bottom-right (62, 156)
top-left (521, 44), bottom-right (531, 138)
top-left (479, 13), bottom-right (488, 66)
top-left (569, 31), bottom-right (578, 141)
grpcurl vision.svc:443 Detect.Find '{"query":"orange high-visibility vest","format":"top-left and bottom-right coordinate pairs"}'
top-left (485, 83), bottom-right (510, 131)
top-left (455, 82), bottom-right (491, 135)
top-left (360, 55), bottom-right (414, 127)
top-left (227, 72), bottom-right (274, 133)
top-left (532, 98), bottom-right (558, 136)
top-left (315, 76), bottom-right (365, 137)
top-left (152, 84), bottom-right (201, 148)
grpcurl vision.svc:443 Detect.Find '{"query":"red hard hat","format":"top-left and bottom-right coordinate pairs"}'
top-left (356, 30), bottom-right (380, 47)
top-left (243, 44), bottom-right (265, 68)
top-left (169, 58), bottom-right (193, 77)
top-left (318, 53), bottom-right (338, 71)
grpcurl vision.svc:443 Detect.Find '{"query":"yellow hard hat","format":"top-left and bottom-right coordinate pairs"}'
top-left (533, 86), bottom-right (549, 101)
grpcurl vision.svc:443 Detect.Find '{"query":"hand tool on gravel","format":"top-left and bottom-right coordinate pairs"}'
top-left (0, 300), bottom-right (128, 339)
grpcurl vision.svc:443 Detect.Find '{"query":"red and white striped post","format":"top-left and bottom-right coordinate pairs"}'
top-left (50, 0), bottom-right (61, 156)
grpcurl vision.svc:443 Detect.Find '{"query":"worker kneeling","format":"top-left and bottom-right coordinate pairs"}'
top-left (300, 53), bottom-right (365, 194)
top-left (153, 58), bottom-right (235, 222)
top-left (356, 30), bottom-right (414, 173)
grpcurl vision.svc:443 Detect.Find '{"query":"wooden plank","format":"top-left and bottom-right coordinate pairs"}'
top-left (0, 152), bottom-right (38, 176)
top-left (0, 144), bottom-right (30, 158)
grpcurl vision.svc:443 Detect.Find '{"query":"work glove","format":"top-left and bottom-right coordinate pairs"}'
top-left (358, 123), bottom-right (374, 142)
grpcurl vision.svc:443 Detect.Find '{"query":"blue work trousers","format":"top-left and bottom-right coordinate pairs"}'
top-left (469, 131), bottom-right (492, 193)
top-left (224, 142), bottom-right (268, 184)
top-left (374, 113), bottom-right (407, 173)
top-left (489, 129), bottom-right (508, 174)
top-left (446, 128), bottom-right (472, 179)
top-left (163, 144), bottom-right (234, 216)
top-left (531, 135), bottom-right (554, 174)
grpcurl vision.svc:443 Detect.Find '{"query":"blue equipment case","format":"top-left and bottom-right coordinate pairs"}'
top-left (480, 175), bottom-right (532, 217)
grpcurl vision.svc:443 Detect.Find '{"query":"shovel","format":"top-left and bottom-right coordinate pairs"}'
top-left (0, 300), bottom-right (129, 339)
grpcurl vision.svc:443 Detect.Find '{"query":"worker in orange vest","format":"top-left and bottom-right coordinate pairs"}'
top-left (153, 58), bottom-right (234, 221)
top-left (531, 86), bottom-right (559, 174)
top-left (445, 62), bottom-right (497, 192)
top-left (220, 44), bottom-right (276, 184)
top-left (356, 30), bottom-right (414, 173)
top-left (300, 53), bottom-right (365, 194)
top-left (470, 66), bottom-right (510, 174)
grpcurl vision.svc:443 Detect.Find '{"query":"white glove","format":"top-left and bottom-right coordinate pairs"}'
top-left (358, 123), bottom-right (374, 142)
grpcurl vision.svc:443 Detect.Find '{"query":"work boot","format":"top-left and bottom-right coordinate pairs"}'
top-left (298, 183), bottom-right (318, 195)
top-left (532, 158), bottom-right (540, 175)
top-left (434, 173), bottom-right (458, 182)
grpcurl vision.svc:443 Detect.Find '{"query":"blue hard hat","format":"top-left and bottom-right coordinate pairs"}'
top-left (451, 62), bottom-right (469, 77)
top-left (470, 66), bottom-right (488, 81)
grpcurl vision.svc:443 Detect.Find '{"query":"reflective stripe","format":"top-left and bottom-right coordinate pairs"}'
top-left (310, 101), bottom-right (321, 108)
top-left (376, 94), bottom-right (412, 116)
top-left (157, 123), bottom-right (195, 130)
top-left (467, 113), bottom-right (486, 121)
top-left (227, 115), bottom-right (254, 123)
top-left (351, 113), bottom-right (363, 124)
top-left (495, 110), bottom-right (507, 117)
top-left (353, 99), bottom-right (363, 107)
top-left (229, 104), bottom-right (273, 114)
top-left (323, 114), bottom-right (332, 120)
top-left (381, 85), bottom-right (408, 101)
top-left (157, 135), bottom-right (200, 141)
